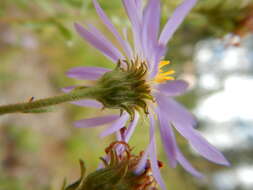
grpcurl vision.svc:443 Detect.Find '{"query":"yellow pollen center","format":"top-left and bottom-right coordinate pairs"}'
top-left (154, 60), bottom-right (175, 83)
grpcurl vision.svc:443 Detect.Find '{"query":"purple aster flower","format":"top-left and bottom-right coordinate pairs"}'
top-left (66, 0), bottom-right (230, 189)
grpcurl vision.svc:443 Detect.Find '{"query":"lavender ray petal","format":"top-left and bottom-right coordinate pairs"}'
top-left (134, 145), bottom-right (149, 174)
top-left (176, 147), bottom-right (204, 178)
top-left (122, 28), bottom-right (134, 59)
top-left (74, 115), bottom-right (120, 128)
top-left (115, 111), bottom-right (139, 154)
top-left (61, 86), bottom-right (102, 108)
top-left (155, 92), bottom-right (197, 127)
top-left (93, 0), bottom-right (133, 58)
top-left (61, 86), bottom-right (76, 93)
top-left (124, 111), bottom-right (139, 142)
top-left (189, 130), bottom-right (230, 166)
top-left (122, 0), bottom-right (142, 55)
top-left (115, 131), bottom-right (126, 155)
top-left (134, 0), bottom-right (143, 19)
top-left (157, 80), bottom-right (189, 96)
top-left (66, 66), bottom-right (110, 80)
top-left (134, 112), bottom-right (153, 174)
top-left (75, 23), bottom-right (121, 62)
top-left (165, 108), bottom-right (229, 165)
top-left (149, 44), bottom-right (167, 79)
top-left (122, 0), bottom-right (141, 32)
top-left (156, 107), bottom-right (177, 167)
top-left (87, 24), bottom-right (124, 59)
top-left (166, 110), bottom-right (230, 165)
top-left (156, 93), bottom-right (229, 165)
top-left (148, 114), bottom-right (167, 190)
top-left (159, 0), bottom-right (197, 45)
top-left (142, 0), bottom-right (160, 60)
top-left (71, 100), bottom-right (102, 108)
top-left (100, 112), bottom-right (129, 138)
top-left (149, 145), bottom-right (167, 190)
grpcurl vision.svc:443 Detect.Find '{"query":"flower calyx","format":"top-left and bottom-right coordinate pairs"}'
top-left (96, 60), bottom-right (154, 120)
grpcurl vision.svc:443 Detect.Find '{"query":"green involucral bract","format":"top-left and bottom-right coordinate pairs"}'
top-left (96, 60), bottom-right (153, 120)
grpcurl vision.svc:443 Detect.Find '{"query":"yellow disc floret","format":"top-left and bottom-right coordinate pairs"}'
top-left (154, 61), bottom-right (175, 83)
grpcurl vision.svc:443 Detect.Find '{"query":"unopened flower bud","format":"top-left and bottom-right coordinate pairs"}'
top-left (63, 141), bottom-right (162, 190)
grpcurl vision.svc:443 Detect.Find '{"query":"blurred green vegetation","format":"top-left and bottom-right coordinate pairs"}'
top-left (0, 0), bottom-right (252, 190)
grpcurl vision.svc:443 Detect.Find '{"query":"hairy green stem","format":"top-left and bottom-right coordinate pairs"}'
top-left (0, 86), bottom-right (101, 115)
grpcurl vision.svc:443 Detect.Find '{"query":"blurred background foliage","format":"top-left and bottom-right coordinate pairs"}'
top-left (0, 0), bottom-right (253, 190)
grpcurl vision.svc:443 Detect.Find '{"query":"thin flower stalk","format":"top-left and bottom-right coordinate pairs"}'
top-left (0, 86), bottom-right (102, 115)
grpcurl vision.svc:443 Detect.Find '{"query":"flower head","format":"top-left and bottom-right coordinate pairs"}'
top-left (66, 0), bottom-right (229, 189)
top-left (63, 141), bottom-right (162, 190)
